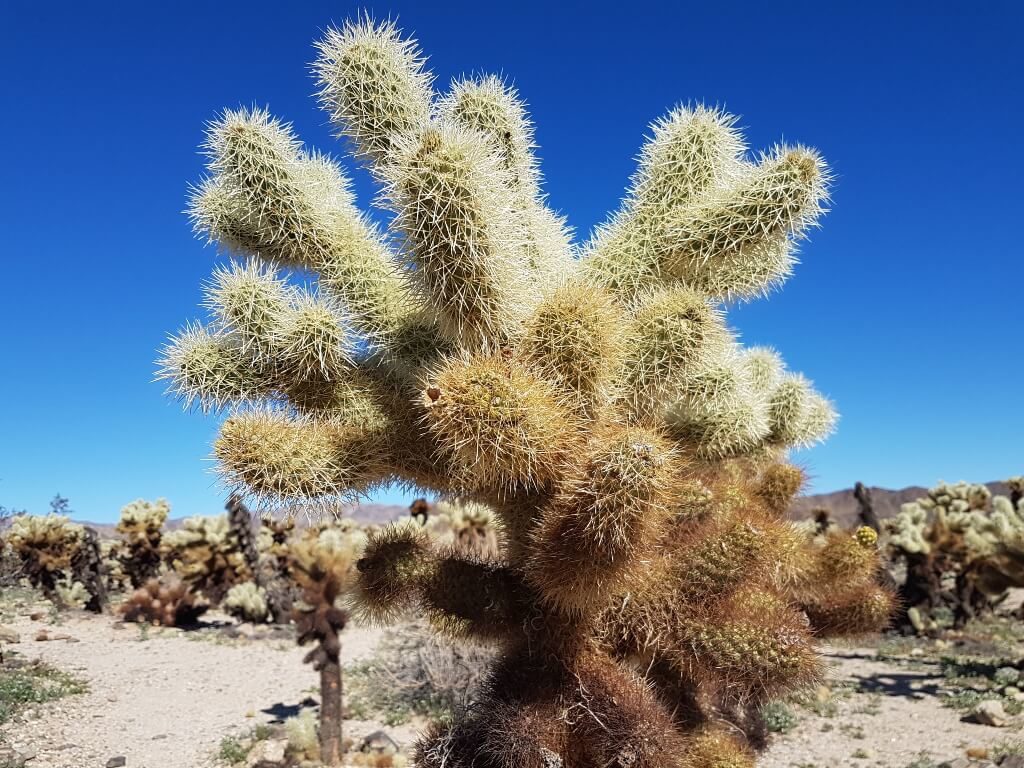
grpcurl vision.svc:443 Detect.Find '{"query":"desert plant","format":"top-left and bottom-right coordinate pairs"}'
top-left (0, 505), bottom-right (25, 587)
top-left (222, 580), bottom-right (270, 623)
top-left (5, 514), bottom-right (83, 603)
top-left (230, 495), bottom-right (294, 623)
top-left (157, 16), bottom-right (891, 766)
top-left (425, 498), bottom-right (501, 559)
top-left (119, 574), bottom-right (208, 627)
top-left (886, 477), bottom-right (1024, 632)
top-left (115, 498), bottom-right (169, 587)
top-left (287, 524), bottom-right (362, 764)
top-left (161, 514), bottom-right (250, 603)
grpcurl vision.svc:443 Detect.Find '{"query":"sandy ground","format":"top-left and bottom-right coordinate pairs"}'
top-left (762, 648), bottom-right (1019, 768)
top-left (2, 609), bottom-right (1022, 768)
top-left (0, 611), bottom-right (412, 768)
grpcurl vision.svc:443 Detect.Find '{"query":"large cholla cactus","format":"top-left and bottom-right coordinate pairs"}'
top-left (158, 17), bottom-right (889, 767)
top-left (888, 477), bottom-right (1024, 631)
top-left (116, 498), bottom-right (169, 587)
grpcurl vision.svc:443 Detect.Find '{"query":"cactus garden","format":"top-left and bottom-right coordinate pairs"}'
top-left (1, 5), bottom-right (1021, 768)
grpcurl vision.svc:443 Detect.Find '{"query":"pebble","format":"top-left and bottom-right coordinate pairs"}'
top-left (106, 756), bottom-right (127, 768)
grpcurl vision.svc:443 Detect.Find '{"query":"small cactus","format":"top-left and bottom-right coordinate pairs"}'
top-left (288, 523), bottom-right (363, 764)
top-left (222, 581), bottom-right (270, 623)
top-left (120, 574), bottom-right (208, 627)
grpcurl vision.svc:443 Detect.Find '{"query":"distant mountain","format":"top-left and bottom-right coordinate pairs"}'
top-left (6, 484), bottom-right (1015, 539)
top-left (60, 501), bottom-right (410, 539)
top-left (789, 481), bottom-right (1013, 527)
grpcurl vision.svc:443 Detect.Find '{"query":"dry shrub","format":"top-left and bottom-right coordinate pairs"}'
top-left (347, 621), bottom-right (494, 725)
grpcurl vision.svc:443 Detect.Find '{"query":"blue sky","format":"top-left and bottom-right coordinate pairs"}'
top-left (1, 1), bottom-right (1021, 522)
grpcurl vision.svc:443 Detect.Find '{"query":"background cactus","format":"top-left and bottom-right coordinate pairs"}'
top-left (3, 513), bottom-right (106, 610)
top-left (287, 523), bottom-right (362, 765)
top-left (120, 574), bottom-right (208, 627)
top-left (161, 514), bottom-right (250, 603)
top-left (158, 16), bottom-right (886, 767)
top-left (115, 498), bottom-right (169, 587)
top-left (222, 580), bottom-right (270, 623)
top-left (887, 477), bottom-right (1024, 632)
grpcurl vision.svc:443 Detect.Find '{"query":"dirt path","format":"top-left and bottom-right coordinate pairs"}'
top-left (762, 647), bottom-right (1020, 767)
top-left (0, 612), bottom-right (409, 768)
top-left (4, 612), bottom-right (1022, 768)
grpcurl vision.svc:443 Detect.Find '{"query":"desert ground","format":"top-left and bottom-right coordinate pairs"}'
top-left (3, 585), bottom-right (1024, 768)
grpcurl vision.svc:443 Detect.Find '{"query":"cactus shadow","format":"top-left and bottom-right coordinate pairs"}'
top-left (261, 696), bottom-right (319, 723)
top-left (850, 671), bottom-right (943, 700)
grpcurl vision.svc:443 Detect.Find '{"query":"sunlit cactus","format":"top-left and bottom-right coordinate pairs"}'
top-left (4, 514), bottom-right (96, 608)
top-left (116, 498), bottom-right (169, 587)
top-left (223, 580), bottom-right (270, 623)
top-left (158, 15), bottom-right (865, 766)
top-left (886, 476), bottom-right (1024, 632)
top-left (161, 514), bottom-right (250, 603)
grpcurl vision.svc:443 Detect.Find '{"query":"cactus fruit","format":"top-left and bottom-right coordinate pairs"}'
top-left (157, 15), bottom-right (878, 766)
top-left (116, 498), bottom-right (169, 587)
top-left (120, 574), bottom-right (208, 626)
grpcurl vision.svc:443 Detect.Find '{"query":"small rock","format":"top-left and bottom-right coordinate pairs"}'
top-left (360, 730), bottom-right (399, 755)
top-left (151, 734), bottom-right (168, 741)
top-left (1005, 686), bottom-right (1021, 697)
top-left (974, 699), bottom-right (1010, 727)
top-left (0, 625), bottom-right (20, 643)
top-left (967, 746), bottom-right (990, 759)
top-left (29, 611), bottom-right (45, 621)
top-left (65, 636), bottom-right (80, 643)
top-left (910, 647), bottom-right (925, 657)
top-left (106, 757), bottom-right (126, 768)
top-left (1000, 756), bottom-right (1024, 768)
top-left (33, 630), bottom-right (71, 642)
top-left (246, 739), bottom-right (286, 766)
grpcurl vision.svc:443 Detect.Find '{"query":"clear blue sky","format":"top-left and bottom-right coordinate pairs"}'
top-left (2, 1), bottom-right (1021, 522)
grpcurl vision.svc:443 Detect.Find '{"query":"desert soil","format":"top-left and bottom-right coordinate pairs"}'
top-left (0, 609), bottom-right (417, 768)
top-left (1, 608), bottom-right (1021, 768)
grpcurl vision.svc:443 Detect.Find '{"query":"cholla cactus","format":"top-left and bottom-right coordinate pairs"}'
top-left (116, 498), bottom-right (169, 587)
top-left (427, 498), bottom-right (501, 559)
top-left (223, 580), bottom-right (270, 623)
top-left (54, 576), bottom-right (90, 610)
top-left (120, 574), bottom-right (208, 627)
top-left (288, 523), bottom-right (362, 764)
top-left (161, 514), bottom-right (250, 602)
top-left (887, 478), bottom-right (1024, 632)
top-left (101, 540), bottom-right (131, 592)
top-left (5, 514), bottom-right (84, 601)
top-left (157, 16), bottom-right (884, 767)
